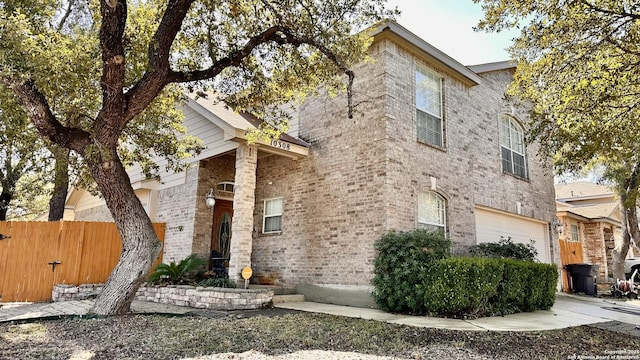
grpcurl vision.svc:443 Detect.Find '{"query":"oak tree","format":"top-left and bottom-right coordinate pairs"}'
top-left (475, 0), bottom-right (640, 279)
top-left (1, 0), bottom-right (391, 315)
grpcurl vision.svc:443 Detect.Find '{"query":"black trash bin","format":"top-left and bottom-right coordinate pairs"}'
top-left (565, 263), bottom-right (599, 295)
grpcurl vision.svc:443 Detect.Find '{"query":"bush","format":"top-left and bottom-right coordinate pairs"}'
top-left (372, 229), bottom-right (451, 314)
top-left (422, 257), bottom-right (558, 318)
top-left (148, 254), bottom-right (207, 285)
top-left (469, 236), bottom-right (538, 261)
top-left (421, 258), bottom-right (504, 317)
top-left (199, 277), bottom-right (236, 288)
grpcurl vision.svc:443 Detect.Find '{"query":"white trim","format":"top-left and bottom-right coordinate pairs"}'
top-left (417, 192), bottom-right (447, 230)
top-left (263, 197), bottom-right (284, 234)
top-left (415, 64), bottom-right (444, 147)
top-left (475, 205), bottom-right (549, 225)
top-left (371, 21), bottom-right (483, 86)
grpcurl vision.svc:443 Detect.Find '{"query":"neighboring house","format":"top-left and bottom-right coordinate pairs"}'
top-left (63, 21), bottom-right (558, 307)
top-left (555, 181), bottom-right (623, 282)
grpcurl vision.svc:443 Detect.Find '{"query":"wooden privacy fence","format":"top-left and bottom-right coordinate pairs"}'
top-left (0, 221), bottom-right (165, 303)
top-left (559, 238), bottom-right (584, 292)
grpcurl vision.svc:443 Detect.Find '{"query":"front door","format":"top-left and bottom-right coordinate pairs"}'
top-left (211, 200), bottom-right (233, 262)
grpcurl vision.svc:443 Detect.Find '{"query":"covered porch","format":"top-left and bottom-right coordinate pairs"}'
top-left (186, 96), bottom-right (309, 283)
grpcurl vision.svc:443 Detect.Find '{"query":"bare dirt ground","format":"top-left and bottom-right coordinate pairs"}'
top-left (1, 308), bottom-right (638, 360)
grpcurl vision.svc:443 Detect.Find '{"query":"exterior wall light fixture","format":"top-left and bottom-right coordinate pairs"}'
top-left (553, 219), bottom-right (564, 234)
top-left (205, 189), bottom-right (216, 209)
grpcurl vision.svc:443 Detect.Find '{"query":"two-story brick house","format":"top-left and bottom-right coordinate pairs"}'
top-left (64, 21), bottom-right (558, 306)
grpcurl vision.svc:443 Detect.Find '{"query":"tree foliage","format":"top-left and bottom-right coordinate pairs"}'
top-left (475, 0), bottom-right (640, 171)
top-left (0, 89), bottom-right (49, 220)
top-left (1, 0), bottom-right (392, 315)
top-left (475, 0), bottom-right (640, 278)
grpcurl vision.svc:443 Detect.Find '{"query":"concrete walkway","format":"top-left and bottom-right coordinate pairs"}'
top-left (0, 300), bottom-right (194, 322)
top-left (2, 293), bottom-right (640, 335)
top-left (275, 293), bottom-right (640, 333)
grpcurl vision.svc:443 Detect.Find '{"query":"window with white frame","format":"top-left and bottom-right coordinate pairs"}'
top-left (263, 198), bottom-right (283, 233)
top-left (570, 224), bottom-right (579, 241)
top-left (499, 114), bottom-right (527, 179)
top-left (417, 192), bottom-right (446, 232)
top-left (416, 65), bottom-right (444, 147)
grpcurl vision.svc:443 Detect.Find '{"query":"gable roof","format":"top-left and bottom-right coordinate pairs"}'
top-left (557, 201), bottom-right (619, 221)
top-left (185, 94), bottom-right (310, 159)
top-left (371, 20), bottom-right (484, 87)
top-left (468, 61), bottom-right (516, 74)
top-left (555, 181), bottom-right (614, 201)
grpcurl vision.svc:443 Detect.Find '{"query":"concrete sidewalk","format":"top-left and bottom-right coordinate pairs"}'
top-left (274, 293), bottom-right (640, 333)
top-left (2, 293), bottom-right (640, 335)
top-left (0, 300), bottom-right (194, 322)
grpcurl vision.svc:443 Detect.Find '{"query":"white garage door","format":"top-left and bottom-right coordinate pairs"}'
top-left (474, 207), bottom-right (551, 263)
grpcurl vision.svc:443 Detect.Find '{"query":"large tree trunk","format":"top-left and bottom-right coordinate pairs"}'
top-left (48, 146), bottom-right (70, 221)
top-left (612, 195), bottom-right (632, 280)
top-left (611, 166), bottom-right (640, 281)
top-left (0, 190), bottom-right (10, 221)
top-left (88, 147), bottom-right (162, 315)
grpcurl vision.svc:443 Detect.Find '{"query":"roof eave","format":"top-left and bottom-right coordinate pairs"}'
top-left (371, 21), bottom-right (483, 87)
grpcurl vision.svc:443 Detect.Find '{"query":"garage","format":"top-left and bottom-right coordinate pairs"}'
top-left (474, 206), bottom-right (551, 263)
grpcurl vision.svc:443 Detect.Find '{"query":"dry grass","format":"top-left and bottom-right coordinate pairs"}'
top-left (0, 309), bottom-right (637, 360)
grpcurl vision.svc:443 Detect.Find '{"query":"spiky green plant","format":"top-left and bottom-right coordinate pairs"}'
top-left (148, 254), bottom-right (207, 285)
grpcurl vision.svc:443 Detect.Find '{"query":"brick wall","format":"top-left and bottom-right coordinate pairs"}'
top-left (381, 41), bottom-right (556, 255)
top-left (249, 39), bottom-right (557, 287)
top-left (582, 222), bottom-right (607, 279)
top-left (156, 167), bottom-right (200, 262)
top-left (53, 284), bottom-right (273, 310)
top-left (250, 43), bottom-right (388, 286)
top-left (192, 155), bottom-right (237, 259)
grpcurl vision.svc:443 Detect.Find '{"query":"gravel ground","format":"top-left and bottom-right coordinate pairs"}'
top-left (184, 348), bottom-right (491, 359)
top-left (1, 308), bottom-right (638, 360)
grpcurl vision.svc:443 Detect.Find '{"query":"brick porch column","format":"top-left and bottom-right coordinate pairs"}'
top-left (228, 144), bottom-right (258, 283)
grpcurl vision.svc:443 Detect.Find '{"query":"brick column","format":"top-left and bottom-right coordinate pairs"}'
top-left (229, 144), bottom-right (258, 283)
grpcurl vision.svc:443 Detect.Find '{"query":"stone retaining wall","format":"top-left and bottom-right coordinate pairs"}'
top-left (53, 284), bottom-right (273, 310)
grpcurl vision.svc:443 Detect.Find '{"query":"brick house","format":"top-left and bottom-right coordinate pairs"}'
top-left (555, 181), bottom-right (624, 283)
top-left (64, 21), bottom-right (559, 306)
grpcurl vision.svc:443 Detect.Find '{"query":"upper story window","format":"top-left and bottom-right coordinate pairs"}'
top-left (263, 197), bottom-right (283, 233)
top-left (417, 192), bottom-right (446, 232)
top-left (499, 114), bottom-right (528, 179)
top-left (416, 66), bottom-right (443, 148)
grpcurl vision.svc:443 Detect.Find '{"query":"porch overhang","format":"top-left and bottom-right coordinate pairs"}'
top-left (557, 210), bottom-right (621, 227)
top-left (226, 129), bottom-right (308, 159)
top-left (187, 95), bottom-right (309, 160)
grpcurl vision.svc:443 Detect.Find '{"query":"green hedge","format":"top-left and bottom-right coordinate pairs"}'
top-left (469, 236), bottom-right (538, 261)
top-left (372, 230), bottom-right (558, 318)
top-left (371, 229), bottom-right (451, 314)
top-left (421, 258), bottom-right (558, 318)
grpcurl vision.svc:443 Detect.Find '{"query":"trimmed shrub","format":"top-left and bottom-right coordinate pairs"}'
top-left (422, 257), bottom-right (558, 318)
top-left (421, 258), bottom-right (504, 318)
top-left (372, 229), bottom-right (451, 314)
top-left (469, 236), bottom-right (538, 261)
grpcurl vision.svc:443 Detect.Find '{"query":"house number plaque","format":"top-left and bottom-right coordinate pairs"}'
top-left (270, 140), bottom-right (291, 151)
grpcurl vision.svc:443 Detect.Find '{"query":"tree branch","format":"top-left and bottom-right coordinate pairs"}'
top-left (122, 0), bottom-right (194, 126)
top-left (57, 0), bottom-right (77, 31)
top-left (4, 78), bottom-right (91, 153)
top-left (579, 0), bottom-right (640, 21)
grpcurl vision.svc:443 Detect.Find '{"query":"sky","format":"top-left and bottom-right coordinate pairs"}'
top-left (385, 0), bottom-right (520, 65)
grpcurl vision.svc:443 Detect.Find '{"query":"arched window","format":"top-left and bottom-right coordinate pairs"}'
top-left (418, 192), bottom-right (446, 232)
top-left (499, 115), bottom-right (527, 179)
